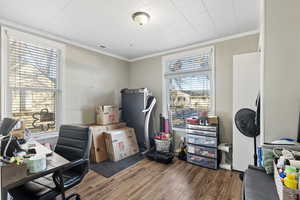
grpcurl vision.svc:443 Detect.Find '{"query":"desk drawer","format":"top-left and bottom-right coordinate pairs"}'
top-left (186, 134), bottom-right (217, 147)
top-left (187, 144), bottom-right (217, 158)
top-left (187, 153), bottom-right (217, 169)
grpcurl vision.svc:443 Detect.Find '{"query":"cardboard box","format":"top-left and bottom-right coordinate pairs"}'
top-left (96, 105), bottom-right (119, 125)
top-left (208, 116), bottom-right (219, 125)
top-left (89, 122), bottom-right (126, 163)
top-left (105, 127), bottom-right (139, 162)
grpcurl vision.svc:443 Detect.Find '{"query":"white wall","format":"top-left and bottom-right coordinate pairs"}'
top-left (263, 0), bottom-right (300, 142)
top-left (63, 45), bottom-right (129, 124)
top-left (0, 26), bottom-right (130, 125)
top-left (128, 56), bottom-right (162, 133)
top-left (129, 34), bottom-right (259, 145)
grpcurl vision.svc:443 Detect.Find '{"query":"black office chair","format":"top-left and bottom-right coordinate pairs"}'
top-left (8, 125), bottom-right (92, 200)
top-left (0, 118), bottom-right (18, 136)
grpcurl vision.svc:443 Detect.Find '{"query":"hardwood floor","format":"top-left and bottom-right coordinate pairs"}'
top-left (68, 159), bottom-right (242, 200)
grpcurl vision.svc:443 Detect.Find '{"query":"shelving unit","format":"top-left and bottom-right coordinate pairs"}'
top-left (186, 123), bottom-right (219, 169)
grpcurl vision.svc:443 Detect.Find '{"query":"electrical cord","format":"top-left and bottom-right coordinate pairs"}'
top-left (3, 133), bottom-right (13, 158)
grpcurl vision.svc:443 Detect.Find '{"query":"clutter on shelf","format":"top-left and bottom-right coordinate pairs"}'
top-left (273, 147), bottom-right (300, 200)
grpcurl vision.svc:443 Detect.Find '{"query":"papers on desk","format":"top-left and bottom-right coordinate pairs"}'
top-left (14, 141), bottom-right (52, 173)
top-left (21, 141), bottom-right (53, 157)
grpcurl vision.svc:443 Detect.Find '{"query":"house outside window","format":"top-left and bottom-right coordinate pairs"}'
top-left (163, 47), bottom-right (215, 130)
top-left (1, 27), bottom-right (65, 134)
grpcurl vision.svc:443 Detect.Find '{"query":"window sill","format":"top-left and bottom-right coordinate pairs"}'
top-left (30, 131), bottom-right (59, 141)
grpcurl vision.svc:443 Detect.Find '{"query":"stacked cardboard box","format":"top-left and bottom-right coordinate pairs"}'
top-left (96, 105), bottom-right (119, 125)
top-left (89, 122), bottom-right (126, 163)
top-left (105, 127), bottom-right (139, 162)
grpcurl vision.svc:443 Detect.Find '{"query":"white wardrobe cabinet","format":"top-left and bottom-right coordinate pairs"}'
top-left (232, 52), bottom-right (260, 172)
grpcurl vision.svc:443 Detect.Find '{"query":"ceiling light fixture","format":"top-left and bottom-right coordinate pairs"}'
top-left (97, 44), bottom-right (106, 49)
top-left (132, 12), bottom-right (150, 26)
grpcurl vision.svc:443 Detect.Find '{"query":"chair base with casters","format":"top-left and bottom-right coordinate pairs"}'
top-left (65, 193), bottom-right (80, 200)
top-left (8, 159), bottom-right (88, 200)
top-left (9, 184), bottom-right (81, 200)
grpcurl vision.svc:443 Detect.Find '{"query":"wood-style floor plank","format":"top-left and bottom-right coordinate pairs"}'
top-left (67, 159), bottom-right (242, 200)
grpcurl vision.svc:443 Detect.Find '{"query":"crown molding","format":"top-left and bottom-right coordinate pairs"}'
top-left (128, 29), bottom-right (260, 62)
top-left (0, 19), bottom-right (130, 62)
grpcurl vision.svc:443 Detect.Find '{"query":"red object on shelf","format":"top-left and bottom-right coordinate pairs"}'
top-left (155, 135), bottom-right (161, 139)
top-left (186, 117), bottom-right (199, 125)
top-left (155, 132), bottom-right (171, 140)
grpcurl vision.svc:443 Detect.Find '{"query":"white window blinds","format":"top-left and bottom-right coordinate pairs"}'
top-left (3, 29), bottom-right (62, 133)
top-left (166, 52), bottom-right (211, 74)
top-left (164, 47), bottom-right (214, 129)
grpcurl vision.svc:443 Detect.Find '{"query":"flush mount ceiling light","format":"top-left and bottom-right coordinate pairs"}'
top-left (97, 44), bottom-right (106, 49)
top-left (132, 12), bottom-right (150, 26)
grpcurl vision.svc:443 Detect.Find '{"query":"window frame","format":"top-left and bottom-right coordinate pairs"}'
top-left (1, 27), bottom-right (66, 134)
top-left (162, 46), bottom-right (215, 132)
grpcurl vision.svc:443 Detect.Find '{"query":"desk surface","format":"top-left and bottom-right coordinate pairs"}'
top-left (1, 141), bottom-right (70, 189)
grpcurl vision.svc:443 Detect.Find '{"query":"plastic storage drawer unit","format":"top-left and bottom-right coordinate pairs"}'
top-left (186, 129), bottom-right (216, 137)
top-left (186, 134), bottom-right (217, 148)
top-left (186, 124), bottom-right (217, 132)
top-left (187, 153), bottom-right (217, 169)
top-left (187, 144), bottom-right (217, 158)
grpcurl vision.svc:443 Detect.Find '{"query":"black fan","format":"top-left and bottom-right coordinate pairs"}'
top-left (235, 108), bottom-right (260, 166)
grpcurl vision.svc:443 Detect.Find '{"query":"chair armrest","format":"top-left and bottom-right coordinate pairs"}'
top-left (63, 159), bottom-right (89, 171)
top-left (52, 159), bottom-right (89, 189)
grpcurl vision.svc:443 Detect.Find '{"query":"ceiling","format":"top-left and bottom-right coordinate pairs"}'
top-left (0, 0), bottom-right (259, 60)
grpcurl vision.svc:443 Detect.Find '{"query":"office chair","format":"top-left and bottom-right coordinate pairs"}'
top-left (0, 118), bottom-right (18, 136)
top-left (8, 125), bottom-right (92, 200)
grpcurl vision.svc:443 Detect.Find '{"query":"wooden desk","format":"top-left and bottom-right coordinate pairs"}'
top-left (0, 142), bottom-right (70, 200)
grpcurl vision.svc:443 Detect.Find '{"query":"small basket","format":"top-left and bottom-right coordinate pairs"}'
top-left (274, 161), bottom-right (300, 200)
top-left (155, 139), bottom-right (171, 152)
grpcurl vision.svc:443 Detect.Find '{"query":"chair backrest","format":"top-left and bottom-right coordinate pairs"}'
top-left (55, 125), bottom-right (91, 162)
top-left (0, 118), bottom-right (18, 136)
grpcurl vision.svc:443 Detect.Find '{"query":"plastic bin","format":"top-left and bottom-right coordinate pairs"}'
top-left (186, 129), bottom-right (216, 137)
top-left (187, 153), bottom-right (217, 169)
top-left (273, 161), bottom-right (300, 200)
top-left (186, 134), bottom-right (217, 147)
top-left (187, 144), bottom-right (217, 158)
top-left (186, 124), bottom-right (217, 132)
top-left (155, 139), bottom-right (171, 152)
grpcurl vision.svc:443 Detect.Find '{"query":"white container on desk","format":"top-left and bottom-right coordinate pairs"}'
top-left (25, 154), bottom-right (47, 173)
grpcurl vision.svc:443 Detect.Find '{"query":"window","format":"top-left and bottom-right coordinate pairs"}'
top-left (163, 47), bottom-right (215, 130)
top-left (1, 27), bottom-right (65, 134)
